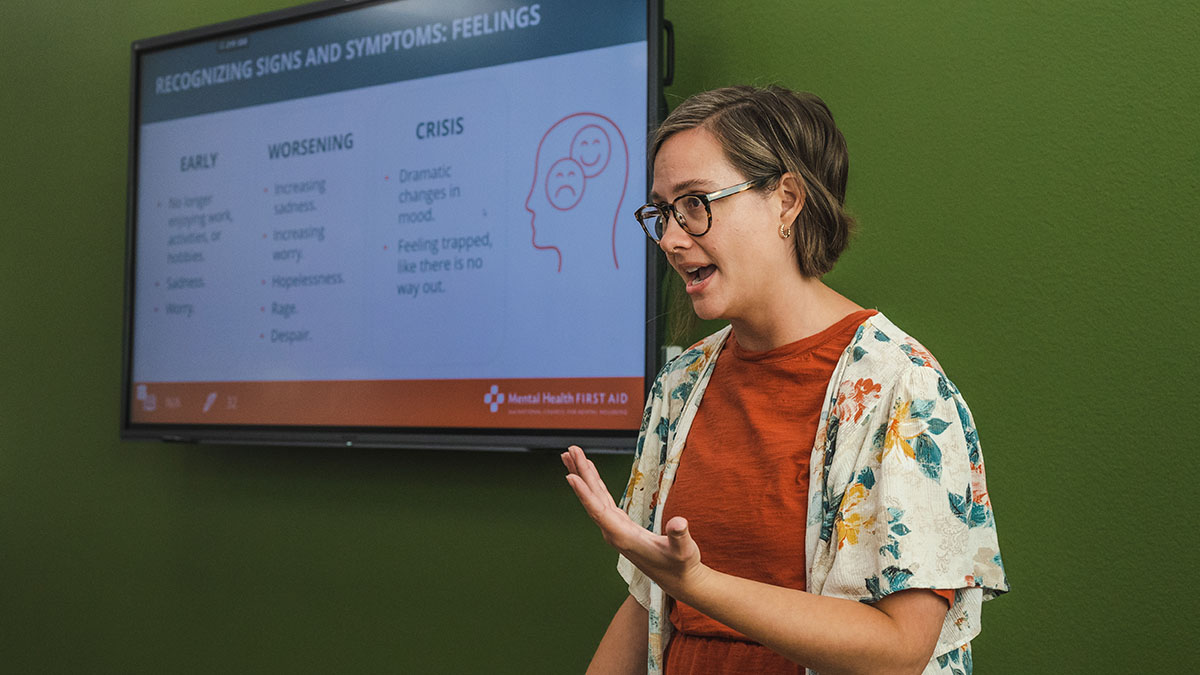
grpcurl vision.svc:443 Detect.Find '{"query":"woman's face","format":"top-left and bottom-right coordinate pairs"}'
top-left (652, 126), bottom-right (793, 323)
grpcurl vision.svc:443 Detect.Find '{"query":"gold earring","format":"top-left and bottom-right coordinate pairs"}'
top-left (779, 223), bottom-right (792, 239)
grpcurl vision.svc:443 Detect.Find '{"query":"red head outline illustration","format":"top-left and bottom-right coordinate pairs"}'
top-left (525, 113), bottom-right (629, 272)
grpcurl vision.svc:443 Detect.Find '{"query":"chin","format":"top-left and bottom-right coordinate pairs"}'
top-left (688, 298), bottom-right (726, 322)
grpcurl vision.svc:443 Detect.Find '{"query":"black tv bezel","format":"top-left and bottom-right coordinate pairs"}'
top-left (121, 0), bottom-right (666, 452)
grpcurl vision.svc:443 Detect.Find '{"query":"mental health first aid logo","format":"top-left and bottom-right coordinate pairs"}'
top-left (483, 384), bottom-right (506, 413)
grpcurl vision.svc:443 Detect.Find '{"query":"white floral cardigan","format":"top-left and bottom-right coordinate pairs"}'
top-left (617, 312), bottom-right (1008, 675)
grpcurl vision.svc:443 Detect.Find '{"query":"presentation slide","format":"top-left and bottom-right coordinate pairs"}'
top-left (129, 0), bottom-right (650, 432)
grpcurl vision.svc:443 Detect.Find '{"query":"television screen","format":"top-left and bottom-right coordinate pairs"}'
top-left (122, 0), bottom-right (661, 450)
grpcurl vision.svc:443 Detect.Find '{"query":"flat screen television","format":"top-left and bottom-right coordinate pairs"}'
top-left (122, 0), bottom-right (664, 451)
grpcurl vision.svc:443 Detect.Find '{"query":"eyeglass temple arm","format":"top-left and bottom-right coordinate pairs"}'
top-left (704, 180), bottom-right (757, 202)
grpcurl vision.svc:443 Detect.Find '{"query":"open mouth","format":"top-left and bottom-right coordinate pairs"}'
top-left (685, 265), bottom-right (716, 287)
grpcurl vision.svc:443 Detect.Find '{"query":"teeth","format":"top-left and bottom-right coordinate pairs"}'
top-left (688, 265), bottom-right (712, 287)
top-left (685, 266), bottom-right (699, 273)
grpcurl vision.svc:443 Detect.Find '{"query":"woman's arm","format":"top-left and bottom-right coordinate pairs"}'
top-left (679, 566), bottom-right (945, 675)
top-left (563, 446), bottom-right (946, 675)
top-left (587, 594), bottom-right (648, 675)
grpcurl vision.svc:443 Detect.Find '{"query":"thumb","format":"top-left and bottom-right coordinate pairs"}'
top-left (665, 516), bottom-right (690, 550)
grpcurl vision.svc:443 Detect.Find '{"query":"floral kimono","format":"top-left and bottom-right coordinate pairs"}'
top-left (617, 312), bottom-right (1008, 675)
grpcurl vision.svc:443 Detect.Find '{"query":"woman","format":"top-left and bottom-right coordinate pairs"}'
top-left (562, 86), bottom-right (1007, 675)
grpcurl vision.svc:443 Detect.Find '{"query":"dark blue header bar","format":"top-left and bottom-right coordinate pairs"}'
top-left (137, 0), bottom-right (648, 124)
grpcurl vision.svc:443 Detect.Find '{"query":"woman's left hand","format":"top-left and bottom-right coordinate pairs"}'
top-left (562, 445), bottom-right (709, 598)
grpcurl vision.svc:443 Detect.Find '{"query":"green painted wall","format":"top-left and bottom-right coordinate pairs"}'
top-left (2, 1), bottom-right (1195, 672)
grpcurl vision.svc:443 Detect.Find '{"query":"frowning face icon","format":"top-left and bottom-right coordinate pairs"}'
top-left (571, 124), bottom-right (611, 178)
top-left (545, 157), bottom-right (585, 210)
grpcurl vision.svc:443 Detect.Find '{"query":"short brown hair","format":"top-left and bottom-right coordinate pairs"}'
top-left (653, 85), bottom-right (855, 277)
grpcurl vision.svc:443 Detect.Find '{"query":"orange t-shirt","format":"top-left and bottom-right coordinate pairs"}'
top-left (662, 310), bottom-right (952, 674)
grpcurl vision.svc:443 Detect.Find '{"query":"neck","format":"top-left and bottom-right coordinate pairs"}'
top-left (729, 276), bottom-right (863, 352)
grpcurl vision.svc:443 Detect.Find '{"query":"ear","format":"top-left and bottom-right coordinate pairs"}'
top-left (775, 172), bottom-right (806, 225)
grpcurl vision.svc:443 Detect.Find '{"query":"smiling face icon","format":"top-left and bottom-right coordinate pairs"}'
top-left (545, 157), bottom-right (586, 210)
top-left (570, 124), bottom-right (611, 178)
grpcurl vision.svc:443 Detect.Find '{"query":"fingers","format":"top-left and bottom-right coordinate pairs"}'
top-left (575, 452), bottom-right (609, 501)
top-left (564, 473), bottom-right (599, 514)
top-left (560, 445), bottom-right (583, 474)
top-left (563, 446), bottom-right (612, 505)
top-left (565, 471), bottom-right (603, 506)
top-left (560, 445), bottom-right (587, 477)
top-left (564, 445), bottom-right (586, 472)
top-left (566, 475), bottom-right (644, 551)
top-left (562, 445), bottom-right (655, 555)
top-left (563, 447), bottom-right (615, 521)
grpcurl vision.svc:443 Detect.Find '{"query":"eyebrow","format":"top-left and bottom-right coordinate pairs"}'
top-left (649, 178), bottom-right (716, 202)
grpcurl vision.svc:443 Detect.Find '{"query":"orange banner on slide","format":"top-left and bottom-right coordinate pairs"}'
top-left (129, 377), bottom-right (644, 430)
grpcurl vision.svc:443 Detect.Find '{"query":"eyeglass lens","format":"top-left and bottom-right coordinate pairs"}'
top-left (639, 196), bottom-right (709, 241)
top-left (674, 195), bottom-right (706, 230)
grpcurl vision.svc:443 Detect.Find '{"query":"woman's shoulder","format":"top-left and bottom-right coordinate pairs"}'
top-left (841, 312), bottom-right (956, 389)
